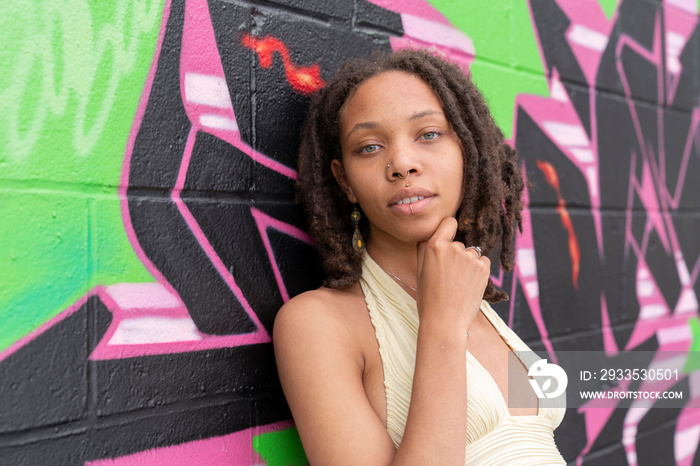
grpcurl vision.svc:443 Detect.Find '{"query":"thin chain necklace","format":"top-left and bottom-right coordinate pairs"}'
top-left (377, 264), bottom-right (417, 292)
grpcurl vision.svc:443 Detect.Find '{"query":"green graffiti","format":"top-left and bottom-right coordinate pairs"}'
top-left (683, 317), bottom-right (700, 373)
top-left (596, 0), bottom-right (619, 20)
top-left (0, 0), bottom-right (163, 352)
top-left (0, 0), bottom-right (164, 163)
top-left (428, 0), bottom-right (548, 138)
top-left (253, 427), bottom-right (309, 466)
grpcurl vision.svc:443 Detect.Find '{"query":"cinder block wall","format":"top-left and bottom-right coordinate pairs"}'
top-left (1, 0), bottom-right (699, 464)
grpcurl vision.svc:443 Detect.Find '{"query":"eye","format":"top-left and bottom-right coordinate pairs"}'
top-left (355, 144), bottom-right (381, 154)
top-left (419, 130), bottom-right (446, 141)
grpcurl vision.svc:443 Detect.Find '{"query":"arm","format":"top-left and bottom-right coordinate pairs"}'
top-left (274, 218), bottom-right (489, 465)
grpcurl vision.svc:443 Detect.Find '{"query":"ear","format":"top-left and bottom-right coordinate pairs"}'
top-left (330, 159), bottom-right (358, 203)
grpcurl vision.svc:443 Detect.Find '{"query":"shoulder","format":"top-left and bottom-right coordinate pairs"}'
top-left (273, 284), bottom-right (368, 360)
top-left (275, 285), bottom-right (365, 332)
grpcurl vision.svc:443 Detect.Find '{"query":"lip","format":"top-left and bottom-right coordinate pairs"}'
top-left (388, 187), bottom-right (435, 206)
top-left (388, 187), bottom-right (435, 216)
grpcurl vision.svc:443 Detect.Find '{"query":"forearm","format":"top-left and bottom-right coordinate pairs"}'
top-left (391, 314), bottom-right (469, 466)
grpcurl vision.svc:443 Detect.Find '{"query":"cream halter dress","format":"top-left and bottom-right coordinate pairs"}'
top-left (359, 251), bottom-right (566, 465)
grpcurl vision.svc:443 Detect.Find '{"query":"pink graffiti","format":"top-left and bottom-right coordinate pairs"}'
top-left (85, 421), bottom-right (295, 466)
top-left (368, 0), bottom-right (475, 69)
top-left (523, 1), bottom-right (700, 465)
top-left (180, 0), bottom-right (297, 179)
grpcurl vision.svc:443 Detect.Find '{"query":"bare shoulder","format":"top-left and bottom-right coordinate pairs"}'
top-left (273, 284), bottom-right (367, 347)
top-left (273, 284), bottom-right (395, 464)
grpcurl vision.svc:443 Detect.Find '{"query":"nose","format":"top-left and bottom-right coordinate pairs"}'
top-left (385, 143), bottom-right (421, 182)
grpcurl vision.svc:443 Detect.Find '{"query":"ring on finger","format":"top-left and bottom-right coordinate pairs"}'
top-left (465, 245), bottom-right (482, 258)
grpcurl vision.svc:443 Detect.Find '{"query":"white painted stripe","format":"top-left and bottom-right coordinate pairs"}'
top-left (667, 56), bottom-right (682, 74)
top-left (637, 280), bottom-right (655, 298)
top-left (550, 78), bottom-right (568, 102)
top-left (401, 14), bottom-right (475, 56)
top-left (200, 114), bottom-right (238, 131)
top-left (678, 260), bottom-right (691, 285)
top-left (517, 248), bottom-right (537, 277)
top-left (639, 304), bottom-right (667, 319)
top-left (543, 121), bottom-right (590, 147)
top-left (585, 166), bottom-right (598, 197)
top-left (525, 281), bottom-right (539, 298)
top-left (676, 425), bottom-right (700, 460)
top-left (185, 73), bottom-right (232, 108)
top-left (105, 282), bottom-right (181, 310)
top-left (676, 289), bottom-right (699, 314)
top-left (567, 24), bottom-right (608, 52)
top-left (108, 316), bottom-right (201, 345)
top-left (637, 267), bottom-right (650, 280)
top-left (570, 147), bottom-right (594, 163)
top-left (666, 0), bottom-right (697, 14)
top-left (667, 32), bottom-right (685, 50)
top-left (657, 324), bottom-right (692, 345)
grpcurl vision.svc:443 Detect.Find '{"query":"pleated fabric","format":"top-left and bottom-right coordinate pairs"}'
top-left (359, 251), bottom-right (566, 465)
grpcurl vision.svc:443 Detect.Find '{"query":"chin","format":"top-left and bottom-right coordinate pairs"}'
top-left (402, 223), bottom-right (441, 244)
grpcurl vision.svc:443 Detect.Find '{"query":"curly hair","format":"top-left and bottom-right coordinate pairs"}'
top-left (296, 49), bottom-right (525, 303)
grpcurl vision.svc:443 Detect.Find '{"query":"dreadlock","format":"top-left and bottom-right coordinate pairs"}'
top-left (296, 49), bottom-right (525, 303)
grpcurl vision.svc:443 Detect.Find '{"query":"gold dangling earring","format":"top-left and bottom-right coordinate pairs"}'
top-left (351, 206), bottom-right (364, 252)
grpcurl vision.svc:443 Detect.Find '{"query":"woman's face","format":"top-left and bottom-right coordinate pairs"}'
top-left (332, 70), bottom-right (464, 246)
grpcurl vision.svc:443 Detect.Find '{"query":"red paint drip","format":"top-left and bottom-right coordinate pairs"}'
top-left (241, 33), bottom-right (325, 95)
top-left (536, 160), bottom-right (581, 290)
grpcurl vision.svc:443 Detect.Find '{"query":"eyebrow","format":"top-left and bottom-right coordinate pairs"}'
top-left (344, 109), bottom-right (445, 140)
top-left (408, 109), bottom-right (443, 121)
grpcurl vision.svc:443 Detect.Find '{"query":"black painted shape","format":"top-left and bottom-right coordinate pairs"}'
top-left (517, 108), bottom-right (591, 208)
top-left (127, 197), bottom-right (257, 335)
top-left (253, 0), bottom-right (354, 20)
top-left (565, 82), bottom-right (592, 139)
top-left (596, 0), bottom-right (658, 98)
top-left (674, 214), bottom-right (700, 318)
top-left (529, 0), bottom-right (591, 133)
top-left (529, 0), bottom-right (586, 84)
top-left (268, 228), bottom-right (323, 299)
top-left (182, 198), bottom-right (283, 335)
top-left (516, 108), bottom-right (603, 341)
top-left (620, 44), bottom-right (660, 105)
top-left (596, 94), bottom-right (637, 209)
top-left (128, 0), bottom-right (191, 190)
top-left (671, 23), bottom-right (700, 112)
top-left (94, 343), bottom-right (279, 416)
top-left (531, 208), bottom-right (603, 341)
top-left (355, 0), bottom-right (403, 35)
top-left (184, 131), bottom-right (294, 195)
top-left (662, 111), bottom-right (693, 199)
top-left (0, 395), bottom-right (291, 465)
top-left (0, 295), bottom-right (111, 434)
top-left (645, 227), bottom-right (682, 313)
top-left (677, 123), bottom-right (700, 211)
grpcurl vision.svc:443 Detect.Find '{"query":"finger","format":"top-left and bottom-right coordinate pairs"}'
top-left (416, 241), bottom-right (426, 273)
top-left (431, 217), bottom-right (458, 243)
top-left (464, 245), bottom-right (482, 259)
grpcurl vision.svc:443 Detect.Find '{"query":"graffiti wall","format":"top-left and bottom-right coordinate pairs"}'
top-left (1, 0), bottom-right (698, 464)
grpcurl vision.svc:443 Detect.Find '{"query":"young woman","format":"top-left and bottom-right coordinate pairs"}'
top-left (274, 50), bottom-right (565, 465)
